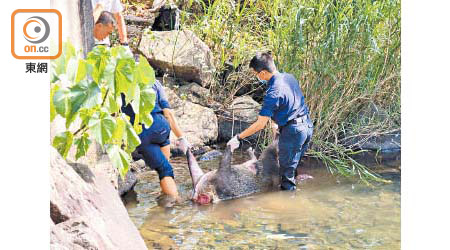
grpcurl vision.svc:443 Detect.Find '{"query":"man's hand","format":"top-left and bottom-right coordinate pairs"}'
top-left (176, 137), bottom-right (191, 155)
top-left (227, 135), bottom-right (241, 152)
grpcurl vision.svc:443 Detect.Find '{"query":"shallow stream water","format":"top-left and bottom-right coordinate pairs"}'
top-left (125, 152), bottom-right (400, 249)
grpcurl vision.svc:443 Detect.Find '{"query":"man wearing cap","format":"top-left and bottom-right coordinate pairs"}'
top-left (227, 52), bottom-right (314, 191)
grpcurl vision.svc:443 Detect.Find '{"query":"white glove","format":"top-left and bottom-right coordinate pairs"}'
top-left (227, 135), bottom-right (241, 152)
top-left (176, 137), bottom-right (191, 154)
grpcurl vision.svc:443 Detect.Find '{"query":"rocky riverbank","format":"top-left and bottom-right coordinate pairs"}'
top-left (121, 2), bottom-right (401, 167)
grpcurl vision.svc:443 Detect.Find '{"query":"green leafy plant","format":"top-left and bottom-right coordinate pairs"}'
top-left (50, 42), bottom-right (156, 178)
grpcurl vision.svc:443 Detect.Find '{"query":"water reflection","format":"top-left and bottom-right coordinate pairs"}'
top-left (126, 153), bottom-right (400, 249)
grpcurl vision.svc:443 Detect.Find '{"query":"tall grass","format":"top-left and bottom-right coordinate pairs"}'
top-left (179, 0), bottom-right (400, 183)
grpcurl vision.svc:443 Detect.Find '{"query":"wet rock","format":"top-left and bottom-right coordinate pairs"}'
top-left (163, 87), bottom-right (218, 152)
top-left (218, 95), bottom-right (261, 142)
top-left (177, 82), bottom-right (210, 103)
top-left (354, 130), bottom-right (401, 152)
top-left (199, 149), bottom-right (223, 161)
top-left (118, 170), bottom-right (138, 196)
top-left (158, 76), bottom-right (222, 109)
top-left (92, 155), bottom-right (119, 190)
top-left (139, 30), bottom-right (215, 86)
top-left (124, 14), bottom-right (156, 27)
top-left (124, 12), bottom-right (157, 51)
top-left (50, 147), bottom-right (147, 250)
top-left (342, 102), bottom-right (401, 167)
top-left (157, 75), bottom-right (184, 87)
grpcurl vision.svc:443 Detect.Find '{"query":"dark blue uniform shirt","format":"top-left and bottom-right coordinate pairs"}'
top-left (259, 73), bottom-right (309, 127)
top-left (121, 79), bottom-right (171, 125)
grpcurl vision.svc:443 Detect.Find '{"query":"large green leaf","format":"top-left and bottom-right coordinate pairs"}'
top-left (79, 108), bottom-right (95, 127)
top-left (53, 87), bottom-right (71, 118)
top-left (74, 133), bottom-right (91, 160)
top-left (115, 58), bottom-right (135, 96)
top-left (111, 46), bottom-right (134, 60)
top-left (135, 55), bottom-right (155, 86)
top-left (52, 131), bottom-right (74, 159)
top-left (139, 84), bottom-right (156, 128)
top-left (88, 110), bottom-right (117, 145)
top-left (50, 84), bottom-right (59, 122)
top-left (106, 144), bottom-right (131, 179)
top-left (63, 80), bottom-right (101, 129)
top-left (87, 46), bottom-right (111, 83)
top-left (106, 94), bottom-right (121, 114)
top-left (66, 57), bottom-right (79, 83)
top-left (75, 59), bottom-right (93, 83)
top-left (111, 116), bottom-right (126, 144)
top-left (126, 72), bottom-right (139, 104)
top-left (102, 60), bottom-right (116, 93)
top-left (52, 42), bottom-right (76, 78)
top-left (140, 113), bottom-right (154, 129)
top-left (65, 111), bottom-right (78, 129)
top-left (70, 80), bottom-right (102, 112)
top-left (130, 86), bottom-right (140, 115)
top-left (133, 113), bottom-right (143, 135)
top-left (122, 114), bottom-right (141, 153)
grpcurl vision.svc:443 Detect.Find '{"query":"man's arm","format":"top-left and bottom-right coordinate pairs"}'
top-left (113, 12), bottom-right (128, 44)
top-left (162, 108), bottom-right (183, 138)
top-left (238, 116), bottom-right (270, 139)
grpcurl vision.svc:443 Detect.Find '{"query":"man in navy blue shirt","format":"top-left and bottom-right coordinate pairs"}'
top-left (227, 52), bottom-right (314, 191)
top-left (122, 79), bottom-right (191, 199)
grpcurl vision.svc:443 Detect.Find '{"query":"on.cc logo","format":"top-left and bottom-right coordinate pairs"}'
top-left (23, 16), bottom-right (50, 44)
top-left (11, 9), bottom-right (61, 60)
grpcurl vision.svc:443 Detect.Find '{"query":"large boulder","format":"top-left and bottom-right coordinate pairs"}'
top-left (157, 76), bottom-right (216, 106)
top-left (218, 95), bottom-right (262, 142)
top-left (175, 81), bottom-right (222, 109)
top-left (342, 102), bottom-right (401, 167)
top-left (139, 30), bottom-right (215, 86)
top-left (50, 147), bottom-right (147, 250)
top-left (163, 87), bottom-right (218, 151)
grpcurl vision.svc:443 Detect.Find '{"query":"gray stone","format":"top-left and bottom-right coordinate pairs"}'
top-left (124, 15), bottom-right (156, 27)
top-left (139, 30), bottom-right (215, 86)
top-left (342, 102), bottom-right (401, 167)
top-left (118, 170), bottom-right (138, 196)
top-left (218, 95), bottom-right (261, 142)
top-left (163, 87), bottom-right (218, 150)
top-left (199, 150), bottom-right (223, 161)
top-left (50, 147), bottom-right (147, 250)
top-left (158, 76), bottom-right (222, 108)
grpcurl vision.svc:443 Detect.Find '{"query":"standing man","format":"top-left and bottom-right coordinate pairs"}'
top-left (227, 52), bottom-right (314, 191)
top-left (91, 0), bottom-right (128, 46)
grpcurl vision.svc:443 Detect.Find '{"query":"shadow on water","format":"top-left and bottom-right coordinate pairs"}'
top-left (126, 151), bottom-right (401, 249)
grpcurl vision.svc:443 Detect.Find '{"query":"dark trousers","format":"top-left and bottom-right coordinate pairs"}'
top-left (137, 113), bottom-right (174, 180)
top-left (278, 116), bottom-right (314, 190)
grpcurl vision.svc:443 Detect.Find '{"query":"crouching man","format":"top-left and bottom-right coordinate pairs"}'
top-left (227, 52), bottom-right (314, 191)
